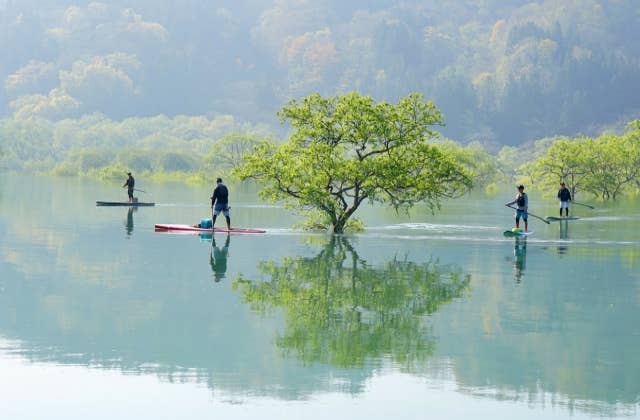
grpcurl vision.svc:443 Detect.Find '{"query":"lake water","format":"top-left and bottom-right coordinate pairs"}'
top-left (0, 174), bottom-right (638, 419)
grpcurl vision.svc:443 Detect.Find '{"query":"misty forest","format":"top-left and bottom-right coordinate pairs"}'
top-left (1, 0), bottom-right (640, 199)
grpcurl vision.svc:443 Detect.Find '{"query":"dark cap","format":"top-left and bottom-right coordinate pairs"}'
top-left (560, 182), bottom-right (566, 186)
top-left (517, 185), bottom-right (524, 189)
top-left (216, 177), bottom-right (222, 183)
top-left (127, 172), bottom-right (132, 175)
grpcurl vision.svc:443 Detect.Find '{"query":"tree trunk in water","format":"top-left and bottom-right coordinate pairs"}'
top-left (333, 218), bottom-right (347, 234)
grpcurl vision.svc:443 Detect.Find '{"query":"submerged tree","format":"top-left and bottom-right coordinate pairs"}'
top-left (206, 133), bottom-right (269, 171)
top-left (232, 237), bottom-right (470, 368)
top-left (521, 120), bottom-right (640, 200)
top-left (581, 125), bottom-right (640, 200)
top-left (234, 93), bottom-right (472, 233)
top-left (524, 137), bottom-right (589, 197)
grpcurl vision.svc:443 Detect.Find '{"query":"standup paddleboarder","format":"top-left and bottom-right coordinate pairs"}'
top-left (557, 182), bottom-right (572, 217)
top-left (123, 172), bottom-right (135, 202)
top-left (506, 185), bottom-right (528, 232)
top-left (211, 177), bottom-right (231, 230)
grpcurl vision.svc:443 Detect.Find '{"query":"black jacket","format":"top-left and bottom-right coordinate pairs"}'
top-left (211, 183), bottom-right (229, 206)
top-left (558, 187), bottom-right (571, 202)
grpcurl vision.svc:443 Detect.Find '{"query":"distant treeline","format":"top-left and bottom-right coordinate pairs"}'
top-left (0, 114), bottom-right (270, 183)
top-left (1, 114), bottom-right (639, 200)
top-left (2, 1), bottom-right (640, 145)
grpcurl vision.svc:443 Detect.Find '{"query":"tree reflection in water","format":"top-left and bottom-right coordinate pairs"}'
top-left (233, 236), bottom-right (470, 368)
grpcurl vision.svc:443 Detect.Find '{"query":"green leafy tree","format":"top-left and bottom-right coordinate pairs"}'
top-left (155, 152), bottom-right (199, 172)
top-left (525, 137), bottom-right (589, 197)
top-left (582, 126), bottom-right (640, 200)
top-left (521, 121), bottom-right (640, 200)
top-left (232, 237), bottom-right (470, 368)
top-left (234, 93), bottom-right (472, 233)
top-left (436, 140), bottom-right (498, 189)
top-left (116, 149), bottom-right (155, 172)
top-left (206, 133), bottom-right (269, 170)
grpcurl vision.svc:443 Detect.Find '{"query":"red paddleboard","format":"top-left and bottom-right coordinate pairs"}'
top-left (154, 223), bottom-right (266, 234)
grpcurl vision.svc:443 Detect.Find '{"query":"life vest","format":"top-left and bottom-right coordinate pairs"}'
top-left (516, 193), bottom-right (526, 207)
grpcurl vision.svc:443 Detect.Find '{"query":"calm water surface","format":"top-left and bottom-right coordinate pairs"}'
top-left (0, 175), bottom-right (638, 419)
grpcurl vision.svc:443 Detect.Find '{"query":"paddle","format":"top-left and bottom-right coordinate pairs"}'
top-left (572, 201), bottom-right (594, 209)
top-left (134, 188), bottom-right (150, 195)
top-left (506, 204), bottom-right (550, 224)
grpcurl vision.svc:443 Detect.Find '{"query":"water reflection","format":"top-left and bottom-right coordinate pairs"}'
top-left (557, 220), bottom-right (569, 255)
top-left (233, 236), bottom-right (470, 368)
top-left (1, 173), bottom-right (639, 417)
top-left (513, 237), bottom-right (527, 283)
top-left (210, 234), bottom-right (230, 282)
top-left (125, 206), bottom-right (135, 236)
top-left (0, 234), bottom-right (471, 399)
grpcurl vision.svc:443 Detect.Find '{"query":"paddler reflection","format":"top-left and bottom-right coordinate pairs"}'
top-left (557, 220), bottom-right (569, 255)
top-left (210, 234), bottom-right (230, 282)
top-left (125, 206), bottom-right (136, 236)
top-left (513, 236), bottom-right (527, 283)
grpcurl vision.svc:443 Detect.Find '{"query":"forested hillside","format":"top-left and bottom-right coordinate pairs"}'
top-left (2, 0), bottom-right (640, 145)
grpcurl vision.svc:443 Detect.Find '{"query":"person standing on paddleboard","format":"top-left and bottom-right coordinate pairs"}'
top-left (211, 177), bottom-right (231, 230)
top-left (123, 172), bottom-right (135, 202)
top-left (558, 182), bottom-right (572, 217)
top-left (506, 185), bottom-right (528, 232)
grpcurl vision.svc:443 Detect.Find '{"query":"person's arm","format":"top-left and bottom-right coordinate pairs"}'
top-left (505, 196), bottom-right (516, 206)
top-left (558, 189), bottom-right (561, 199)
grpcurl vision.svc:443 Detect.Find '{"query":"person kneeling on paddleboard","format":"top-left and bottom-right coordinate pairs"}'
top-left (211, 177), bottom-right (231, 230)
top-left (506, 185), bottom-right (528, 232)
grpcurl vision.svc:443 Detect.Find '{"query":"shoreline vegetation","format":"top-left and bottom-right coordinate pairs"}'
top-left (1, 90), bottom-right (639, 231)
top-left (2, 112), bottom-right (639, 201)
top-left (1, 91), bottom-right (638, 234)
top-left (0, 113), bottom-right (271, 186)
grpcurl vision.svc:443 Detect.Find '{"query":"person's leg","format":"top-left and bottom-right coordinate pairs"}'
top-left (524, 218), bottom-right (528, 231)
top-left (565, 205), bottom-right (569, 217)
top-left (212, 206), bottom-right (218, 227)
top-left (223, 208), bottom-right (231, 229)
top-left (515, 214), bottom-right (520, 229)
top-left (559, 202), bottom-right (563, 217)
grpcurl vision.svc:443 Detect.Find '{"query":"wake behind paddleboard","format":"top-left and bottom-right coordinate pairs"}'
top-left (545, 216), bottom-right (580, 222)
top-left (155, 223), bottom-right (266, 234)
top-left (503, 230), bottom-right (533, 237)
